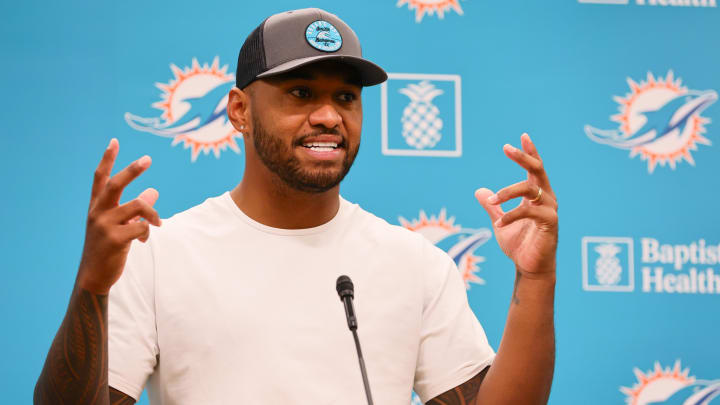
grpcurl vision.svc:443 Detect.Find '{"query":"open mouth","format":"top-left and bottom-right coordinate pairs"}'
top-left (301, 141), bottom-right (341, 152)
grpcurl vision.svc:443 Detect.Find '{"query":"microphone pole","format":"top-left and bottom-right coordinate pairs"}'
top-left (336, 275), bottom-right (374, 405)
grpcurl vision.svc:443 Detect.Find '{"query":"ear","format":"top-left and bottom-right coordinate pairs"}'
top-left (227, 87), bottom-right (251, 135)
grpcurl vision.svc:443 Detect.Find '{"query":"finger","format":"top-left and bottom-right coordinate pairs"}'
top-left (474, 188), bottom-right (505, 223)
top-left (117, 221), bottom-right (151, 244)
top-left (520, 133), bottom-right (540, 160)
top-left (503, 143), bottom-right (544, 178)
top-left (129, 188), bottom-right (161, 224)
top-left (138, 187), bottom-right (159, 206)
top-left (495, 204), bottom-right (558, 229)
top-left (90, 138), bottom-right (119, 202)
top-left (96, 155), bottom-right (152, 209)
top-left (503, 142), bottom-right (555, 198)
top-left (488, 181), bottom-right (532, 205)
top-left (110, 198), bottom-right (161, 226)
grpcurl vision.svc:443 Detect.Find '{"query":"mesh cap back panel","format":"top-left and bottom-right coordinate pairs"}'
top-left (235, 20), bottom-right (267, 89)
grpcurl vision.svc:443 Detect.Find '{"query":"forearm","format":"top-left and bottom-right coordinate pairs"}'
top-left (476, 270), bottom-right (556, 405)
top-left (34, 285), bottom-right (110, 405)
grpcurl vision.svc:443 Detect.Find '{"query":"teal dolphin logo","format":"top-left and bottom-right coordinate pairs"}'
top-left (648, 380), bottom-right (720, 404)
top-left (125, 81), bottom-right (234, 137)
top-left (435, 228), bottom-right (492, 268)
top-left (585, 90), bottom-right (717, 149)
top-left (124, 57), bottom-right (241, 161)
top-left (399, 210), bottom-right (492, 288)
top-left (584, 71), bottom-right (716, 172)
top-left (622, 361), bottom-right (719, 405)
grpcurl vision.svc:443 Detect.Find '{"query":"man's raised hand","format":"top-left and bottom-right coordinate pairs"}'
top-left (77, 138), bottom-right (161, 295)
top-left (474, 133), bottom-right (558, 279)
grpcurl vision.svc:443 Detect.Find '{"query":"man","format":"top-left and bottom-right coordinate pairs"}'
top-left (35, 8), bottom-right (557, 405)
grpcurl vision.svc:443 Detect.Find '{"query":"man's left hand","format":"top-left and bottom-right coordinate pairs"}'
top-left (475, 133), bottom-right (558, 279)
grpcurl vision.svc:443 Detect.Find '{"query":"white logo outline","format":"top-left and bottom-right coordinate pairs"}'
top-left (381, 73), bottom-right (462, 157)
top-left (582, 236), bottom-right (635, 292)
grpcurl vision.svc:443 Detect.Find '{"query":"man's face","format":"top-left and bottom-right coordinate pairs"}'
top-left (245, 61), bottom-right (363, 193)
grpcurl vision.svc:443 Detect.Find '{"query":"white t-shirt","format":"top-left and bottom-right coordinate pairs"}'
top-left (108, 192), bottom-right (495, 404)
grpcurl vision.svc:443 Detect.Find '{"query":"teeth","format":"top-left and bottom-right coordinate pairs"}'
top-left (303, 141), bottom-right (338, 148)
top-left (309, 147), bottom-right (335, 152)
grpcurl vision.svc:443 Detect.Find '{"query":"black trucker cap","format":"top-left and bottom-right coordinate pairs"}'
top-left (235, 8), bottom-right (388, 89)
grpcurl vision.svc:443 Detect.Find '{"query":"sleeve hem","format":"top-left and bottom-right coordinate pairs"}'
top-left (108, 371), bottom-right (143, 402)
top-left (419, 353), bottom-right (495, 403)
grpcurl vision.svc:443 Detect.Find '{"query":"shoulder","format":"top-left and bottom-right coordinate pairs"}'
top-left (147, 192), bottom-right (233, 244)
top-left (341, 198), bottom-right (451, 264)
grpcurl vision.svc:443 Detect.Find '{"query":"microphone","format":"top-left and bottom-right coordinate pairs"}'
top-left (336, 275), bottom-right (374, 405)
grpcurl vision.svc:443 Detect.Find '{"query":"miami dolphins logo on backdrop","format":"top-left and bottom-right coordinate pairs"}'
top-left (399, 209), bottom-right (491, 288)
top-left (585, 71), bottom-right (717, 173)
top-left (124, 57), bottom-right (240, 162)
top-left (397, 0), bottom-right (464, 22)
top-left (621, 360), bottom-right (720, 404)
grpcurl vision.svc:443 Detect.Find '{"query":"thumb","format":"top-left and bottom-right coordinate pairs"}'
top-left (474, 188), bottom-right (503, 224)
top-left (138, 187), bottom-right (159, 207)
top-left (129, 188), bottom-right (160, 226)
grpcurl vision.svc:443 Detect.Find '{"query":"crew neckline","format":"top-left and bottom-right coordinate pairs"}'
top-left (220, 191), bottom-right (351, 236)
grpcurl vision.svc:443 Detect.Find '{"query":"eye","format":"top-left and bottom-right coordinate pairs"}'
top-left (290, 87), bottom-right (311, 98)
top-left (337, 91), bottom-right (358, 102)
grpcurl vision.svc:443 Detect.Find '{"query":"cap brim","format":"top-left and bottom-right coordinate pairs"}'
top-left (256, 55), bottom-right (387, 86)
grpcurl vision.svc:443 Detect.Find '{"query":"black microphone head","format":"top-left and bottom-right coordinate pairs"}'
top-left (336, 275), bottom-right (354, 299)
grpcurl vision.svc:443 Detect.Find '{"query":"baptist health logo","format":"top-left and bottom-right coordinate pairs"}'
top-left (578, 0), bottom-right (716, 6)
top-left (621, 360), bottom-right (719, 404)
top-left (381, 73), bottom-right (462, 157)
top-left (399, 210), bottom-right (491, 288)
top-left (125, 57), bottom-right (240, 162)
top-left (582, 237), bottom-right (720, 294)
top-left (585, 71), bottom-right (717, 173)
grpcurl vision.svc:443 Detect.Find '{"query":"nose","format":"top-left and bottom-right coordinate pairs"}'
top-left (308, 104), bottom-right (342, 130)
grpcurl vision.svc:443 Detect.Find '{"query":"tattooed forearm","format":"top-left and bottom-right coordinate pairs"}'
top-left (110, 387), bottom-right (136, 405)
top-left (426, 367), bottom-right (489, 405)
top-left (34, 286), bottom-right (123, 405)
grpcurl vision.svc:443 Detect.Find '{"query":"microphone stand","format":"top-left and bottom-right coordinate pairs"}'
top-left (337, 275), bottom-right (374, 405)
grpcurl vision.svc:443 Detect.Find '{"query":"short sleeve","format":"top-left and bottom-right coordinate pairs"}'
top-left (108, 237), bottom-right (159, 401)
top-left (413, 249), bottom-right (495, 403)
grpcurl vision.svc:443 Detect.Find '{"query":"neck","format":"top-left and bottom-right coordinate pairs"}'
top-left (230, 162), bottom-right (341, 230)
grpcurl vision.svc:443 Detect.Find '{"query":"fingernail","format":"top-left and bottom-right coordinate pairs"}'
top-left (504, 144), bottom-right (516, 153)
top-left (107, 138), bottom-right (117, 150)
top-left (487, 194), bottom-right (499, 204)
top-left (494, 218), bottom-right (504, 227)
top-left (137, 155), bottom-right (151, 168)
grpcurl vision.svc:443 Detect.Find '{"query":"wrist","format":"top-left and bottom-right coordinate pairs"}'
top-left (76, 268), bottom-right (112, 296)
top-left (516, 265), bottom-right (556, 283)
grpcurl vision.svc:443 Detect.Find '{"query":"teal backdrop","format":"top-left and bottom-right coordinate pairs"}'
top-left (2, 0), bottom-right (719, 404)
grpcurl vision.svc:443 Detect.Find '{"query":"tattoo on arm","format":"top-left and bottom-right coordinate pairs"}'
top-left (426, 367), bottom-right (489, 405)
top-left (512, 270), bottom-right (522, 305)
top-left (110, 387), bottom-right (136, 405)
top-left (34, 287), bottom-right (124, 405)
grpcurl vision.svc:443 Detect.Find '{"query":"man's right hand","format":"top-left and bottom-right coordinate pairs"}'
top-left (76, 138), bottom-right (161, 295)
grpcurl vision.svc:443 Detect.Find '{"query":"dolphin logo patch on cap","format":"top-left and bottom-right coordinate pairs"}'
top-left (305, 20), bottom-right (342, 52)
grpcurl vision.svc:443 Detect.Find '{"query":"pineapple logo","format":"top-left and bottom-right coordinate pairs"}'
top-left (594, 243), bottom-right (623, 286)
top-left (399, 81), bottom-right (444, 149)
top-left (381, 73), bottom-right (462, 157)
top-left (582, 236), bottom-right (634, 292)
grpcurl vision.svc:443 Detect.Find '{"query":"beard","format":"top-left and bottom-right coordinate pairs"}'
top-left (251, 111), bottom-right (360, 193)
